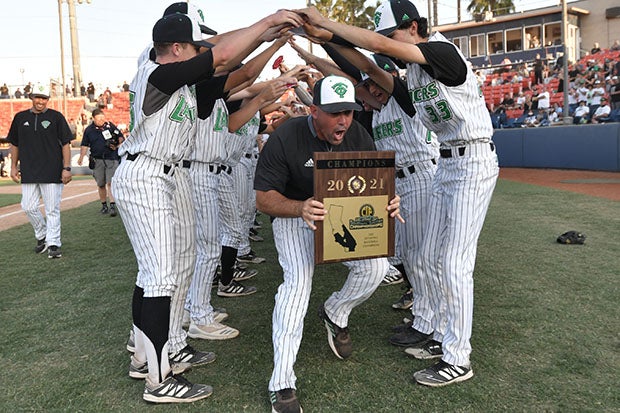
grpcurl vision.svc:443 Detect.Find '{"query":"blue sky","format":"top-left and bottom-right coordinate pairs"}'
top-left (0, 0), bottom-right (562, 91)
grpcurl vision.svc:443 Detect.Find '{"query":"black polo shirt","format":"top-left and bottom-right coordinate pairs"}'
top-left (82, 122), bottom-right (122, 160)
top-left (254, 115), bottom-right (375, 201)
top-left (7, 108), bottom-right (73, 183)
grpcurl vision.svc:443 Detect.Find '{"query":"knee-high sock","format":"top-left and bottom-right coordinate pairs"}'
top-left (141, 296), bottom-right (172, 384)
top-left (220, 246), bottom-right (237, 285)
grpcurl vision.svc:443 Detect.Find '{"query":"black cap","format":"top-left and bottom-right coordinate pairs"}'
top-left (152, 14), bottom-right (214, 48)
top-left (312, 75), bottom-right (362, 113)
top-left (374, 0), bottom-right (420, 37)
top-left (163, 2), bottom-right (217, 35)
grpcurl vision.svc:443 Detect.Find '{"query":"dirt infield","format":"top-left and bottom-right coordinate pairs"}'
top-left (499, 168), bottom-right (620, 201)
top-left (0, 168), bottom-right (618, 232)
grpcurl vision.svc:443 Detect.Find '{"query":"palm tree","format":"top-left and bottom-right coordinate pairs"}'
top-left (467, 0), bottom-right (515, 16)
top-left (312, 0), bottom-right (380, 30)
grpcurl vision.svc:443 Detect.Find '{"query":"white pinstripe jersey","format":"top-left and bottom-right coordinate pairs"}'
top-left (235, 111), bottom-right (261, 157)
top-left (372, 97), bottom-right (439, 168)
top-left (405, 32), bottom-right (493, 146)
top-left (121, 60), bottom-right (197, 163)
top-left (190, 99), bottom-right (255, 167)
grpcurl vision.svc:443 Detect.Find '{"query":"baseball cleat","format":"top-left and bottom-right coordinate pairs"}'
top-left (391, 289), bottom-right (413, 310)
top-left (47, 245), bottom-right (62, 259)
top-left (318, 304), bottom-right (352, 360)
top-left (169, 345), bottom-right (216, 367)
top-left (270, 388), bottom-right (303, 413)
top-left (188, 322), bottom-right (239, 340)
top-left (389, 326), bottom-right (431, 347)
top-left (413, 360), bottom-right (473, 387)
top-left (143, 374), bottom-right (213, 403)
top-left (404, 339), bottom-right (443, 360)
top-left (236, 250), bottom-right (266, 264)
top-left (381, 265), bottom-right (404, 286)
top-left (129, 355), bottom-right (191, 379)
top-left (217, 280), bottom-right (257, 297)
top-left (34, 238), bottom-right (47, 254)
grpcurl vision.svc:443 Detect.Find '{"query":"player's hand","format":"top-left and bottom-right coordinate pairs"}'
top-left (387, 195), bottom-right (405, 223)
top-left (294, 6), bottom-right (326, 26)
top-left (10, 168), bottom-right (20, 184)
top-left (77, 156), bottom-right (83, 166)
top-left (260, 78), bottom-right (297, 104)
top-left (266, 9), bottom-right (305, 29)
top-left (301, 197), bottom-right (327, 230)
top-left (62, 169), bottom-right (72, 185)
top-left (302, 22), bottom-right (332, 43)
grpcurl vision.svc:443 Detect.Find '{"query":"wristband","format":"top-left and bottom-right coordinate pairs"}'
top-left (329, 34), bottom-right (355, 48)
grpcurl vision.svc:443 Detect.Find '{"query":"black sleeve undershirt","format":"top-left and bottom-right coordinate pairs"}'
top-left (390, 76), bottom-right (416, 117)
top-left (416, 42), bottom-right (467, 87)
top-left (196, 74), bottom-right (229, 120)
top-left (148, 49), bottom-right (215, 96)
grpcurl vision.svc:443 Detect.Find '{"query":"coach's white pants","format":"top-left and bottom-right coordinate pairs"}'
top-left (21, 183), bottom-right (63, 247)
top-left (416, 147), bottom-right (499, 366)
top-left (268, 216), bottom-right (388, 392)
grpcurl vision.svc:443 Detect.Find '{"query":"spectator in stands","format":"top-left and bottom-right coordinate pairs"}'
top-left (103, 87), bottom-right (113, 109)
top-left (0, 83), bottom-right (9, 99)
top-left (0, 150), bottom-right (6, 177)
top-left (87, 82), bottom-right (95, 102)
top-left (591, 97), bottom-right (611, 124)
top-left (611, 40), bottom-right (620, 51)
top-left (610, 76), bottom-right (620, 110)
top-left (96, 94), bottom-right (106, 109)
top-left (573, 100), bottom-right (590, 124)
top-left (589, 80), bottom-right (606, 114)
top-left (80, 84), bottom-right (86, 97)
top-left (533, 54), bottom-right (545, 85)
top-left (515, 91), bottom-right (526, 109)
top-left (122, 81), bottom-right (129, 92)
top-left (590, 42), bottom-right (601, 55)
top-left (523, 110), bottom-right (540, 127)
top-left (548, 104), bottom-right (562, 125)
top-left (498, 93), bottom-right (515, 111)
top-left (568, 87), bottom-right (578, 115)
top-left (534, 88), bottom-right (550, 111)
top-left (14, 88), bottom-right (23, 99)
top-left (23, 82), bottom-right (32, 99)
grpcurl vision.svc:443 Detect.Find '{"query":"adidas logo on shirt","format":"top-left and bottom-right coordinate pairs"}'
top-left (304, 158), bottom-right (314, 168)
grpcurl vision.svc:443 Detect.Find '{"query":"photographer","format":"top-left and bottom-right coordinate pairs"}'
top-left (78, 108), bottom-right (124, 216)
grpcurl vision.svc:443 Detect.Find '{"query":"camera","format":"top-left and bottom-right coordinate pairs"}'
top-left (102, 123), bottom-right (123, 149)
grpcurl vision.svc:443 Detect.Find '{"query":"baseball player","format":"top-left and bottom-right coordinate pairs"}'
top-left (113, 11), bottom-right (304, 403)
top-left (185, 34), bottom-right (296, 341)
top-left (255, 75), bottom-right (402, 413)
top-left (323, 44), bottom-right (440, 330)
top-left (299, 0), bottom-right (500, 387)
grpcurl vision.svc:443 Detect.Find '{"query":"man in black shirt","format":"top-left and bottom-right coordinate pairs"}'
top-left (78, 108), bottom-right (123, 216)
top-left (7, 84), bottom-right (73, 258)
top-left (255, 75), bottom-right (402, 413)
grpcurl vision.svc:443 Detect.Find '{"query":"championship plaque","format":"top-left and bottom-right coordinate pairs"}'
top-left (313, 151), bottom-right (395, 264)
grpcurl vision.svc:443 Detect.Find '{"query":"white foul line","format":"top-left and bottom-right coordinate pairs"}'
top-left (0, 190), bottom-right (98, 220)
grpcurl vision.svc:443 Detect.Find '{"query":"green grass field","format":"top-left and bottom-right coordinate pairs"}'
top-left (0, 179), bottom-right (618, 412)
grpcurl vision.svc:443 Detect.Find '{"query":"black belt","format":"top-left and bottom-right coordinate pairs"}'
top-left (440, 143), bottom-right (495, 158)
top-left (208, 164), bottom-right (232, 175)
top-left (125, 153), bottom-right (186, 175)
top-left (396, 159), bottom-right (437, 179)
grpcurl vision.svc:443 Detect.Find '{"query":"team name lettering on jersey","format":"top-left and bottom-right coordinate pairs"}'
top-left (213, 107), bottom-right (229, 132)
top-left (169, 94), bottom-right (196, 123)
top-left (372, 118), bottom-right (403, 141)
top-left (409, 82), bottom-right (439, 103)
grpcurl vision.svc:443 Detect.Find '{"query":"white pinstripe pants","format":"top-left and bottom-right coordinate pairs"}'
top-left (268, 216), bottom-right (388, 391)
top-left (218, 169), bottom-right (243, 248)
top-left (112, 156), bottom-right (177, 297)
top-left (168, 166), bottom-right (195, 353)
top-left (416, 149), bottom-right (498, 366)
top-left (21, 183), bottom-right (63, 246)
top-left (237, 155), bottom-right (256, 256)
top-left (395, 163), bottom-right (437, 335)
top-left (186, 164), bottom-right (220, 325)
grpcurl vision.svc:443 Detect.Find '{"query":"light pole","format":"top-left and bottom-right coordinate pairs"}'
top-left (57, 0), bottom-right (67, 113)
top-left (60, 0), bottom-right (91, 97)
